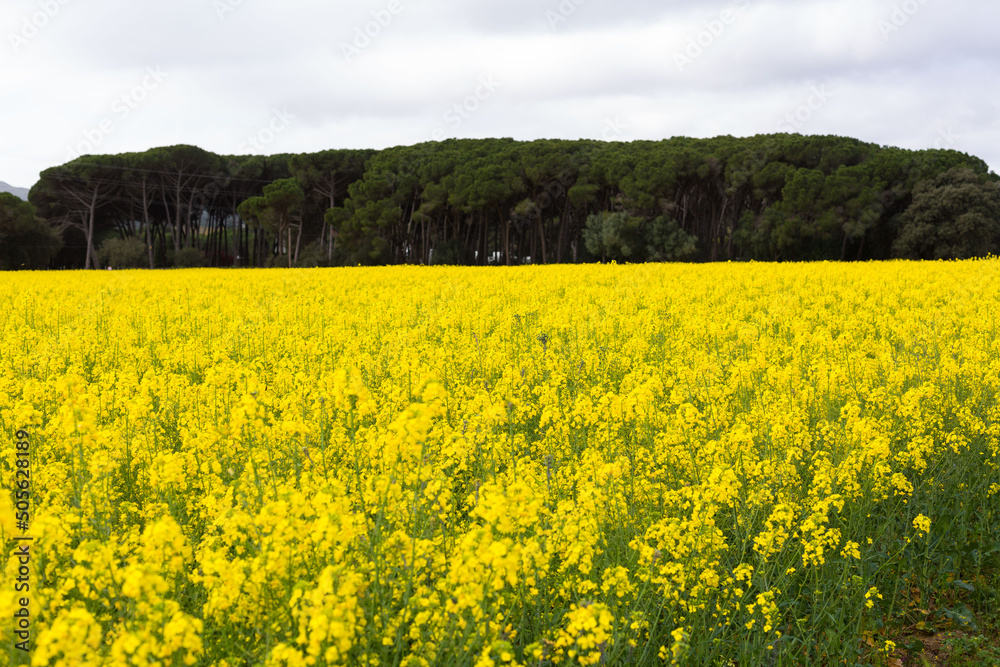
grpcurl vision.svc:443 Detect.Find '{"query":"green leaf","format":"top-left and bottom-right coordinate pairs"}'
top-left (950, 579), bottom-right (976, 593)
top-left (939, 604), bottom-right (979, 632)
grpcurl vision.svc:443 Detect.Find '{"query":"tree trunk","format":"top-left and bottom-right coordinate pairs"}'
top-left (141, 178), bottom-right (154, 269)
top-left (504, 220), bottom-right (510, 266)
top-left (538, 215), bottom-right (548, 264)
top-left (84, 191), bottom-right (98, 269)
top-left (293, 215), bottom-right (303, 265)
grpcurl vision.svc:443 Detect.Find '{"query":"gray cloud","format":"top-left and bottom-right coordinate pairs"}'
top-left (2, 0), bottom-right (997, 187)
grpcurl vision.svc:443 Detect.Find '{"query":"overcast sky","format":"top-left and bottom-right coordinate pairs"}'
top-left (1, 0), bottom-right (997, 189)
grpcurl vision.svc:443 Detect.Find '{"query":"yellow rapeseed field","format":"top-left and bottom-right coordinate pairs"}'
top-left (0, 262), bottom-right (998, 666)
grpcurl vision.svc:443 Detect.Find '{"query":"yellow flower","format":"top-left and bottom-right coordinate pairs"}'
top-left (912, 514), bottom-right (931, 536)
top-left (4, 261), bottom-right (998, 664)
top-left (840, 541), bottom-right (861, 560)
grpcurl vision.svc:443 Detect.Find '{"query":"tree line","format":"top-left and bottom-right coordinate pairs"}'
top-left (3, 134), bottom-right (999, 270)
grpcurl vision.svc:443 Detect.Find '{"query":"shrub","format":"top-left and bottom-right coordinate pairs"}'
top-left (174, 246), bottom-right (207, 268)
top-left (97, 237), bottom-right (148, 269)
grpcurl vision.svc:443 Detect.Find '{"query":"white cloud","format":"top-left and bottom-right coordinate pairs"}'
top-left (1, 0), bottom-right (998, 187)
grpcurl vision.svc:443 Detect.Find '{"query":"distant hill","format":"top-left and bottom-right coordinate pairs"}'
top-left (0, 181), bottom-right (29, 200)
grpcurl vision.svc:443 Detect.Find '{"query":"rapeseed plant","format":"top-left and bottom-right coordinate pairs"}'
top-left (0, 261), bottom-right (997, 665)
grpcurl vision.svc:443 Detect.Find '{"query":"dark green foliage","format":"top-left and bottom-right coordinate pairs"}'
top-left (292, 240), bottom-right (332, 268)
top-left (645, 216), bottom-right (697, 262)
top-left (431, 237), bottom-right (474, 265)
top-left (238, 177), bottom-right (306, 268)
top-left (583, 211), bottom-right (645, 262)
top-left (98, 237), bottom-right (147, 269)
top-left (14, 135), bottom-right (1000, 268)
top-left (174, 246), bottom-right (208, 268)
top-left (0, 193), bottom-right (63, 270)
top-left (892, 168), bottom-right (1000, 259)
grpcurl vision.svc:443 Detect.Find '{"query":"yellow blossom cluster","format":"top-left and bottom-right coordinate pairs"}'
top-left (0, 261), bottom-right (997, 665)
